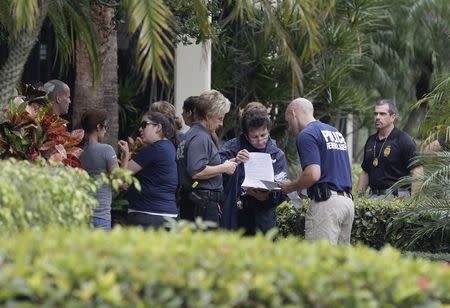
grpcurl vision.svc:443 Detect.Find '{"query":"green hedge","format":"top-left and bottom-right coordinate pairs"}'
top-left (0, 228), bottom-right (449, 306)
top-left (0, 159), bottom-right (97, 230)
top-left (276, 197), bottom-right (449, 253)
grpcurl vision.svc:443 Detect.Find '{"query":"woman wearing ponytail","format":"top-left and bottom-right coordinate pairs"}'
top-left (118, 111), bottom-right (178, 229)
top-left (150, 100), bottom-right (185, 141)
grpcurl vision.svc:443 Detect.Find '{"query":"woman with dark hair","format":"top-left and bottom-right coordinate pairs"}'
top-left (118, 111), bottom-right (178, 229)
top-left (80, 109), bottom-right (119, 231)
top-left (220, 107), bottom-right (288, 235)
top-left (181, 96), bottom-right (198, 127)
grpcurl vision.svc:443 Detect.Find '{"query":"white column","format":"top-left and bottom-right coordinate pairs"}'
top-left (174, 40), bottom-right (211, 125)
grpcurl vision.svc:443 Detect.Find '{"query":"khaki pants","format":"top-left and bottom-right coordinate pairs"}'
top-left (305, 193), bottom-right (354, 245)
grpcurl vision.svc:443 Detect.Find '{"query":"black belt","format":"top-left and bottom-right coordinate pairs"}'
top-left (191, 189), bottom-right (224, 203)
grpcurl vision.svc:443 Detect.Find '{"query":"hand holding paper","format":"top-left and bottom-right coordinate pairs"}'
top-left (241, 152), bottom-right (281, 191)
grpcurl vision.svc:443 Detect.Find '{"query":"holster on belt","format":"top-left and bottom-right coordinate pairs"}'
top-left (311, 182), bottom-right (331, 202)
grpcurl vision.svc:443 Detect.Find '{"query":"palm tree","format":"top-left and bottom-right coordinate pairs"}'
top-left (0, 0), bottom-right (98, 117)
top-left (1, 0), bottom-right (325, 146)
top-left (212, 0), bottom-right (390, 143)
top-left (389, 72), bottom-right (450, 252)
top-left (71, 4), bottom-right (119, 146)
top-left (356, 0), bottom-right (450, 135)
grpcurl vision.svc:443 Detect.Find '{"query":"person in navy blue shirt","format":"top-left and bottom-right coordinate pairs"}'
top-left (220, 107), bottom-right (288, 235)
top-left (118, 111), bottom-right (178, 229)
top-left (280, 98), bottom-right (354, 245)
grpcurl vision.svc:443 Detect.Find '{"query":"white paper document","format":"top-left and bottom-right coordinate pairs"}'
top-left (241, 152), bottom-right (281, 191)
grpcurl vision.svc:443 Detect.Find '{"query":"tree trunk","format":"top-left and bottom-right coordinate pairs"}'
top-left (0, 5), bottom-right (48, 120)
top-left (403, 57), bottom-right (433, 136)
top-left (72, 5), bottom-right (118, 149)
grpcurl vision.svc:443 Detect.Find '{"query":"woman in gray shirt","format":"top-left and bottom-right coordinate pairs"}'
top-left (80, 110), bottom-right (119, 230)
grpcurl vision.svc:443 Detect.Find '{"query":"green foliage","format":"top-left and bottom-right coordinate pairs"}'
top-left (391, 151), bottom-right (450, 252)
top-left (405, 251), bottom-right (450, 263)
top-left (415, 73), bottom-right (450, 141)
top-left (351, 163), bottom-right (362, 193)
top-left (123, 0), bottom-right (176, 85)
top-left (0, 159), bottom-right (97, 231)
top-left (276, 197), bottom-right (449, 253)
top-left (0, 227), bottom-right (449, 306)
top-left (165, 0), bottom-right (222, 44)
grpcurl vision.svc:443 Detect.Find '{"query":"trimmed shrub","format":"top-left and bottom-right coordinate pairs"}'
top-left (276, 197), bottom-right (448, 252)
top-left (0, 158), bottom-right (97, 230)
top-left (0, 228), bottom-right (449, 306)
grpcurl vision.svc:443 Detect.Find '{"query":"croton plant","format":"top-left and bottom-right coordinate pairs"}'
top-left (0, 84), bottom-right (84, 167)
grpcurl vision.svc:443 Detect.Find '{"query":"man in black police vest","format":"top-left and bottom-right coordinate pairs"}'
top-left (357, 99), bottom-right (422, 198)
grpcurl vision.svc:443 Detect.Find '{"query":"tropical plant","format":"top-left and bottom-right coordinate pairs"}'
top-left (414, 73), bottom-right (450, 144)
top-left (356, 0), bottom-right (450, 135)
top-left (212, 0), bottom-right (392, 168)
top-left (389, 150), bottom-right (450, 252)
top-left (0, 85), bottom-right (84, 167)
top-left (0, 0), bottom-right (99, 115)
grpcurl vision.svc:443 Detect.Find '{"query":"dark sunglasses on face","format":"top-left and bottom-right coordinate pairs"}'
top-left (140, 120), bottom-right (158, 129)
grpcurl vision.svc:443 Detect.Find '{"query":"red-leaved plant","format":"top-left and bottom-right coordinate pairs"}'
top-left (0, 84), bottom-right (84, 167)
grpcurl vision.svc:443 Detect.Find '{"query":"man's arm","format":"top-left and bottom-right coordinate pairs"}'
top-left (357, 171), bottom-right (369, 194)
top-left (423, 140), bottom-right (442, 153)
top-left (410, 165), bottom-right (423, 196)
top-left (280, 164), bottom-right (320, 194)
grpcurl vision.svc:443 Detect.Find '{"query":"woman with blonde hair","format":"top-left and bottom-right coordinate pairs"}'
top-left (150, 100), bottom-right (185, 140)
top-left (177, 90), bottom-right (238, 225)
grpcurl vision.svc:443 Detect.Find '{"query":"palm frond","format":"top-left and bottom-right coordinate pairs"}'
top-left (191, 0), bottom-right (212, 42)
top-left (8, 0), bottom-right (40, 37)
top-left (414, 74), bottom-right (450, 136)
top-left (123, 0), bottom-right (175, 86)
top-left (47, 0), bottom-right (99, 82)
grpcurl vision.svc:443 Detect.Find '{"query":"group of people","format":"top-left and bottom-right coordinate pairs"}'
top-left (15, 79), bottom-right (427, 244)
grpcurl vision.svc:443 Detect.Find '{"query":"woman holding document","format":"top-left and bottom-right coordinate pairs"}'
top-left (220, 107), bottom-right (288, 235)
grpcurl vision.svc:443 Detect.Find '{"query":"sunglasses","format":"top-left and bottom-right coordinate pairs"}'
top-left (140, 120), bottom-right (158, 129)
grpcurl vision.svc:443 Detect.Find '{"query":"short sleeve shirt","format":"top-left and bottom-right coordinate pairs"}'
top-left (177, 124), bottom-right (222, 191)
top-left (80, 142), bottom-right (117, 220)
top-left (127, 140), bottom-right (178, 215)
top-left (361, 127), bottom-right (419, 190)
top-left (296, 121), bottom-right (352, 197)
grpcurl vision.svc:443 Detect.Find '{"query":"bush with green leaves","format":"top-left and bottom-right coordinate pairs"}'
top-left (0, 228), bottom-right (449, 306)
top-left (0, 158), bottom-right (97, 230)
top-left (276, 197), bottom-right (448, 253)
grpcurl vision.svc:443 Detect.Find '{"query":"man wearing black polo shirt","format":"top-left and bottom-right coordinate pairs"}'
top-left (357, 99), bottom-right (422, 198)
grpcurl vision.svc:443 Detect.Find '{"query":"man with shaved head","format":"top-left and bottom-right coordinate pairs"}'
top-left (280, 98), bottom-right (354, 245)
top-left (43, 79), bottom-right (71, 115)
